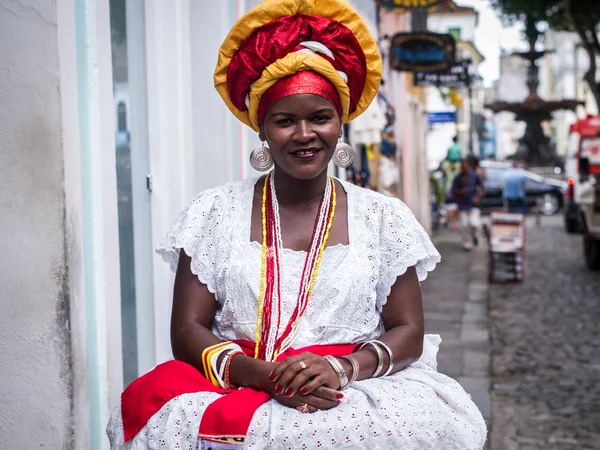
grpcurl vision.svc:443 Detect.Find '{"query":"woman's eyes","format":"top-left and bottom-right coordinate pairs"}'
top-left (274, 116), bottom-right (330, 126)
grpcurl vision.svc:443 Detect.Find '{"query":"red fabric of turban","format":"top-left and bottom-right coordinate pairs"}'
top-left (258, 71), bottom-right (343, 125)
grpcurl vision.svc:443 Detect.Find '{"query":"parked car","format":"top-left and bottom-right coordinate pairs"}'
top-left (479, 161), bottom-right (566, 215)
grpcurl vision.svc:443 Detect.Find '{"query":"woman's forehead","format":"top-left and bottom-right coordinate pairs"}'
top-left (268, 94), bottom-right (337, 114)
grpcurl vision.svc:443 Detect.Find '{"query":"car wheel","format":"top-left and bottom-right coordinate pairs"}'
top-left (584, 233), bottom-right (600, 270)
top-left (564, 215), bottom-right (580, 234)
top-left (539, 193), bottom-right (560, 216)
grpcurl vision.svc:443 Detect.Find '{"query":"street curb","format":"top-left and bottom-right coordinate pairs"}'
top-left (464, 244), bottom-right (492, 445)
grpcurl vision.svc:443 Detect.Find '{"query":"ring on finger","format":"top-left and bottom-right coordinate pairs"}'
top-left (298, 360), bottom-right (307, 370)
top-left (296, 403), bottom-right (310, 414)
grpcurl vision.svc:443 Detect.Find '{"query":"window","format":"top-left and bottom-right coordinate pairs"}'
top-left (448, 27), bottom-right (461, 40)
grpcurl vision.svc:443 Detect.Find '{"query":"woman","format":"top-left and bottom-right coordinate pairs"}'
top-left (107, 1), bottom-right (487, 449)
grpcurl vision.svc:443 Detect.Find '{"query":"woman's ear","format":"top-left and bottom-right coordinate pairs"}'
top-left (258, 127), bottom-right (265, 142)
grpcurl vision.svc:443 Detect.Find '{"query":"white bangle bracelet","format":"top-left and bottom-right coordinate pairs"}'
top-left (339, 355), bottom-right (360, 387)
top-left (372, 340), bottom-right (394, 377)
top-left (324, 355), bottom-right (349, 389)
top-left (358, 341), bottom-right (384, 378)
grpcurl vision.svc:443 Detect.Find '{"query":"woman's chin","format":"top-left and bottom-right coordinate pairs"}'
top-left (276, 156), bottom-right (331, 180)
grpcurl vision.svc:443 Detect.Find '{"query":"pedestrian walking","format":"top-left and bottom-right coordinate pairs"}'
top-left (503, 160), bottom-right (528, 214)
top-left (452, 160), bottom-right (484, 250)
top-left (106, 1), bottom-right (486, 449)
top-left (447, 135), bottom-right (462, 163)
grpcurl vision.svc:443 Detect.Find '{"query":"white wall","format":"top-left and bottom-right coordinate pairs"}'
top-left (0, 1), bottom-right (74, 447)
top-left (427, 12), bottom-right (477, 42)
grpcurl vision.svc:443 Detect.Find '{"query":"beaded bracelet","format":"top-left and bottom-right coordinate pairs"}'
top-left (357, 341), bottom-right (385, 378)
top-left (224, 350), bottom-right (244, 390)
top-left (324, 355), bottom-right (349, 390)
top-left (339, 355), bottom-right (360, 387)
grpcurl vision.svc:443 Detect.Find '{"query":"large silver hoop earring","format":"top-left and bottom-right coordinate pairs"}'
top-left (249, 141), bottom-right (273, 172)
top-left (333, 140), bottom-right (355, 168)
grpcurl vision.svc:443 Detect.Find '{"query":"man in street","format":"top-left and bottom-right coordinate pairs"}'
top-left (503, 160), bottom-right (528, 214)
top-left (452, 159), bottom-right (484, 250)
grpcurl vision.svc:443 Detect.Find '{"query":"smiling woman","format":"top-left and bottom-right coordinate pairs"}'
top-left (260, 94), bottom-right (340, 180)
top-left (106, 1), bottom-right (487, 449)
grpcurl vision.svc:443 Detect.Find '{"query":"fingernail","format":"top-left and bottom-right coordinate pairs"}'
top-left (268, 372), bottom-right (276, 382)
top-left (284, 387), bottom-right (294, 397)
top-left (336, 393), bottom-right (344, 399)
top-left (336, 400), bottom-right (342, 405)
top-left (299, 388), bottom-right (308, 395)
top-left (275, 385), bottom-right (282, 395)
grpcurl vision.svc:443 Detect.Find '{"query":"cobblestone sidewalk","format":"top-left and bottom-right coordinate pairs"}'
top-left (422, 227), bottom-right (492, 444)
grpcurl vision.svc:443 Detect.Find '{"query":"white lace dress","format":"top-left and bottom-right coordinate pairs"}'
top-left (107, 177), bottom-right (487, 450)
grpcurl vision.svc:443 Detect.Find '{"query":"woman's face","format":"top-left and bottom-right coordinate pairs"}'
top-left (259, 94), bottom-right (342, 180)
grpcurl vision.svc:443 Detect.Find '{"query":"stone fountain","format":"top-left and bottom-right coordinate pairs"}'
top-left (486, 22), bottom-right (584, 166)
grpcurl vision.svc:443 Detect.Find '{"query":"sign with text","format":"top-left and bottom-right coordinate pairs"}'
top-left (375, 0), bottom-right (449, 12)
top-left (427, 112), bottom-right (456, 124)
top-left (390, 32), bottom-right (456, 73)
top-left (414, 60), bottom-right (470, 88)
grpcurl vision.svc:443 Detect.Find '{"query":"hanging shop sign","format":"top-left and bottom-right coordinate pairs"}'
top-left (427, 112), bottom-right (456, 124)
top-left (375, 0), bottom-right (449, 12)
top-left (389, 32), bottom-right (456, 73)
top-left (414, 60), bottom-right (470, 88)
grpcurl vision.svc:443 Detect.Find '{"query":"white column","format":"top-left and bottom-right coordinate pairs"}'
top-left (144, 0), bottom-right (196, 364)
top-left (71, 0), bottom-right (123, 448)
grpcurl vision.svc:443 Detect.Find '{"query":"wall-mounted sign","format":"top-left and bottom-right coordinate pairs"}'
top-left (375, 0), bottom-right (449, 12)
top-left (427, 112), bottom-right (456, 124)
top-left (390, 32), bottom-right (456, 73)
top-left (414, 60), bottom-right (470, 88)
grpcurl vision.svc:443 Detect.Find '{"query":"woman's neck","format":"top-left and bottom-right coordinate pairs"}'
top-left (272, 167), bottom-right (329, 206)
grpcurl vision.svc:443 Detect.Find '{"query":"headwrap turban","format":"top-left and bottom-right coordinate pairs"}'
top-left (214, 0), bottom-right (382, 132)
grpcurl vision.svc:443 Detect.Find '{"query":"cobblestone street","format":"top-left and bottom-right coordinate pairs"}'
top-left (489, 215), bottom-right (600, 449)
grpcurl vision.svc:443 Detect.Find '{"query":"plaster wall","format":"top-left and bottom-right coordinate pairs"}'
top-left (0, 1), bottom-right (73, 447)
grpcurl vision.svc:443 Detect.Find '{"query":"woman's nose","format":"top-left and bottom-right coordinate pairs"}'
top-left (293, 120), bottom-right (316, 143)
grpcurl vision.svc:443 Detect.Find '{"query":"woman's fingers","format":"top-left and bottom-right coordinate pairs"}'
top-left (310, 386), bottom-right (342, 402)
top-left (282, 367), bottom-right (321, 397)
top-left (271, 353), bottom-right (318, 395)
top-left (304, 393), bottom-right (340, 411)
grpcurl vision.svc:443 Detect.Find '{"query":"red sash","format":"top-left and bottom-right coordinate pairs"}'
top-left (121, 341), bottom-right (355, 446)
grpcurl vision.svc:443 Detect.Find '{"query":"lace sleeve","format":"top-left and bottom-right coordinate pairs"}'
top-left (376, 198), bottom-right (441, 311)
top-left (155, 188), bottom-right (230, 294)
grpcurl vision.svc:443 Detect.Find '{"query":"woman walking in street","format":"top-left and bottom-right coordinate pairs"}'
top-left (453, 160), bottom-right (485, 250)
top-left (107, 1), bottom-right (487, 448)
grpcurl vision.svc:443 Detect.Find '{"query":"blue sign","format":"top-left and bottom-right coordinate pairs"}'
top-left (428, 112), bottom-right (456, 124)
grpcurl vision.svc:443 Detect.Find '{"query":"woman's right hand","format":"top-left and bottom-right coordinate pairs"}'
top-left (231, 356), bottom-right (341, 413)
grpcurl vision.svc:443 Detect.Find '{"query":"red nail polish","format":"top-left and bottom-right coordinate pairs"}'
top-left (274, 385), bottom-right (282, 395)
top-left (284, 387), bottom-right (294, 397)
top-left (299, 388), bottom-right (308, 395)
top-left (268, 372), bottom-right (276, 382)
top-left (336, 393), bottom-right (344, 399)
top-left (336, 400), bottom-right (342, 405)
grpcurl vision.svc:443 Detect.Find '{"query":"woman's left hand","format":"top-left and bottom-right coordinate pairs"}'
top-left (269, 352), bottom-right (342, 398)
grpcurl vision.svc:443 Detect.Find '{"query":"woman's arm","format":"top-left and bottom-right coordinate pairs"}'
top-left (171, 249), bottom-right (273, 389)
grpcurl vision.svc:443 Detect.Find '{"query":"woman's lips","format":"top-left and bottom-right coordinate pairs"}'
top-left (290, 148), bottom-right (321, 160)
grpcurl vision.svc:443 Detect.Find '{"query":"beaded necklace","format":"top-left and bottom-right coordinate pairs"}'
top-left (254, 172), bottom-right (337, 361)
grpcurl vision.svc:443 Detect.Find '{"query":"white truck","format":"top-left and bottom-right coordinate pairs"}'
top-left (580, 159), bottom-right (600, 270)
